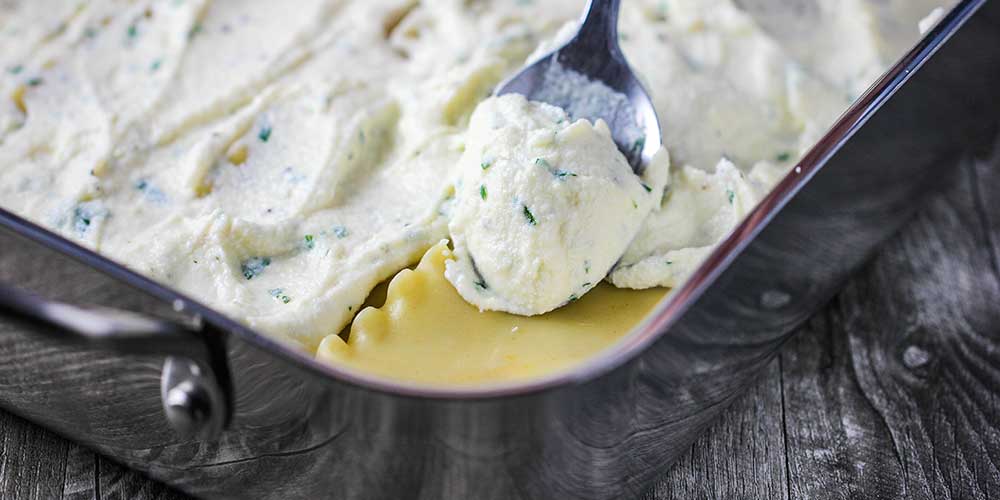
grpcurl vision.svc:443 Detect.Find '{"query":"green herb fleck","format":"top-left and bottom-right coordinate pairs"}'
top-left (632, 200), bottom-right (639, 209)
top-left (522, 205), bottom-right (537, 226)
top-left (135, 179), bottom-right (166, 202)
top-left (359, 130), bottom-right (365, 144)
top-left (535, 157), bottom-right (576, 178)
top-left (474, 278), bottom-right (489, 291)
top-left (480, 159), bottom-right (492, 170)
top-left (631, 136), bottom-right (646, 157)
top-left (584, 260), bottom-right (591, 274)
top-left (127, 24), bottom-right (138, 39)
top-left (666, 260), bottom-right (673, 265)
top-left (641, 182), bottom-right (652, 193)
top-left (332, 225), bottom-right (349, 238)
top-left (657, 0), bottom-right (670, 20)
top-left (187, 23), bottom-right (202, 39)
top-left (150, 58), bottom-right (162, 72)
top-left (582, 282), bottom-right (592, 288)
top-left (26, 77), bottom-right (42, 87)
top-left (268, 288), bottom-right (291, 304)
top-left (240, 257), bottom-right (271, 280)
top-left (479, 184), bottom-right (487, 201)
top-left (726, 189), bottom-right (735, 204)
top-left (568, 294), bottom-right (579, 302)
top-left (258, 125), bottom-right (272, 142)
top-left (71, 202), bottom-right (107, 235)
top-left (73, 208), bottom-right (92, 232)
top-left (84, 27), bottom-right (98, 39)
top-left (8, 65), bottom-right (23, 75)
top-left (304, 234), bottom-right (315, 250)
top-left (776, 151), bottom-right (792, 162)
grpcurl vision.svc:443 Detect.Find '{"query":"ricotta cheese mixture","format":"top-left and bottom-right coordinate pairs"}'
top-left (445, 94), bottom-right (668, 315)
top-left (0, 0), bottom-right (948, 382)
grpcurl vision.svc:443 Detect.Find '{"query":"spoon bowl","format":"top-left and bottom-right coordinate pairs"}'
top-left (495, 0), bottom-right (661, 173)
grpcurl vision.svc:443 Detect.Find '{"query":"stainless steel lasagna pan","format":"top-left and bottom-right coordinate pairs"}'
top-left (1, 1), bottom-right (998, 498)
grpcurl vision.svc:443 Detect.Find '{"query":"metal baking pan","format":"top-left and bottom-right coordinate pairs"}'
top-left (1, 1), bottom-right (997, 498)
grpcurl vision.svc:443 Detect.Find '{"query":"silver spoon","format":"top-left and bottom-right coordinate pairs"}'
top-left (495, 0), bottom-right (660, 174)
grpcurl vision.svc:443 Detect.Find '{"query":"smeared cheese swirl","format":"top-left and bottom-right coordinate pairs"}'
top-left (0, 0), bottom-right (946, 381)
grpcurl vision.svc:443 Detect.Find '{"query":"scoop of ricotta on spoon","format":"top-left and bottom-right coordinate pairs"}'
top-left (445, 94), bottom-right (669, 316)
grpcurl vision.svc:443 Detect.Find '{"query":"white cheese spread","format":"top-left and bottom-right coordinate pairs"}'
top-left (0, 0), bottom-right (948, 351)
top-left (446, 94), bottom-right (668, 315)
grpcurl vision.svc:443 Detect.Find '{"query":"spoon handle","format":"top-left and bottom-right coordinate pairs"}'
top-left (575, 0), bottom-right (622, 50)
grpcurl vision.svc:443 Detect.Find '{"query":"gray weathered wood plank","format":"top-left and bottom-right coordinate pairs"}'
top-left (60, 444), bottom-right (96, 500)
top-left (648, 150), bottom-right (1000, 497)
top-left (97, 454), bottom-right (185, 500)
top-left (644, 358), bottom-right (789, 500)
top-left (0, 410), bottom-right (185, 500)
top-left (777, 152), bottom-right (1000, 500)
top-left (0, 410), bottom-right (69, 500)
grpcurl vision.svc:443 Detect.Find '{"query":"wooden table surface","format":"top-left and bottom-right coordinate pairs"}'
top-left (2, 148), bottom-right (999, 498)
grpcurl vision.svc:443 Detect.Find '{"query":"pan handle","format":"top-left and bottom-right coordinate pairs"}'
top-left (0, 282), bottom-right (231, 441)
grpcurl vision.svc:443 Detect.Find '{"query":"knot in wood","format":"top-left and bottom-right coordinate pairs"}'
top-left (901, 344), bottom-right (931, 370)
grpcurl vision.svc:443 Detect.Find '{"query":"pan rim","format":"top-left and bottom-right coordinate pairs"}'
top-left (0, 0), bottom-right (983, 401)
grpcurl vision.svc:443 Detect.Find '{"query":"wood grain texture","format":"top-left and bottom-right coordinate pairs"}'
top-left (0, 410), bottom-right (71, 499)
top-left (775, 152), bottom-right (1000, 500)
top-left (657, 150), bottom-right (1000, 498)
top-left (97, 455), bottom-right (185, 500)
top-left (61, 445), bottom-right (97, 500)
top-left (3, 158), bottom-right (1000, 498)
top-left (0, 411), bottom-right (185, 500)
top-left (644, 358), bottom-right (789, 500)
